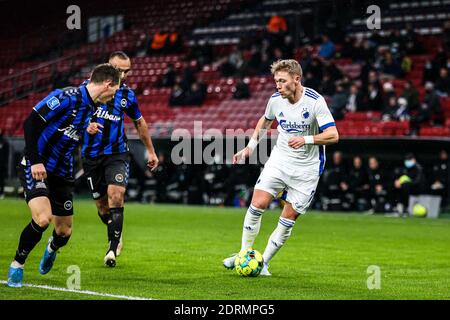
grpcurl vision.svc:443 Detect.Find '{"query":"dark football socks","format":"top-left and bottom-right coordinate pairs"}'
top-left (107, 207), bottom-right (124, 254)
top-left (14, 219), bottom-right (48, 265)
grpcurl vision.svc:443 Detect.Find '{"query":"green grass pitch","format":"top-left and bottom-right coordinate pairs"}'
top-left (0, 198), bottom-right (449, 300)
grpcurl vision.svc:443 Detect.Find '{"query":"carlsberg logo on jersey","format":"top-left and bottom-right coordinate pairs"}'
top-left (58, 125), bottom-right (81, 141)
top-left (279, 120), bottom-right (310, 133)
top-left (93, 108), bottom-right (121, 121)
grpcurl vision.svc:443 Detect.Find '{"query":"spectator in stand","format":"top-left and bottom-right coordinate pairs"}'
top-left (318, 35), bottom-right (335, 59)
top-left (321, 151), bottom-right (349, 211)
top-left (188, 40), bottom-right (214, 67)
top-left (323, 59), bottom-right (343, 82)
top-left (435, 67), bottom-right (450, 97)
top-left (304, 57), bottom-right (323, 81)
top-left (368, 70), bottom-right (382, 93)
top-left (181, 65), bottom-right (196, 90)
top-left (381, 51), bottom-right (403, 78)
top-left (423, 81), bottom-right (442, 118)
top-left (396, 97), bottom-right (410, 121)
top-left (266, 15), bottom-right (288, 34)
top-left (167, 29), bottom-right (183, 53)
top-left (345, 84), bottom-right (365, 112)
top-left (411, 82), bottom-right (443, 135)
top-left (400, 80), bottom-right (420, 112)
top-left (389, 30), bottom-right (405, 51)
top-left (366, 83), bottom-right (383, 111)
top-left (347, 156), bottom-right (370, 211)
top-left (400, 51), bottom-right (413, 75)
top-left (329, 84), bottom-right (348, 120)
top-left (382, 96), bottom-right (409, 122)
top-left (393, 153), bottom-right (426, 217)
top-left (423, 59), bottom-right (436, 85)
top-left (233, 77), bottom-right (251, 100)
top-left (220, 46), bottom-right (245, 77)
top-left (266, 15), bottom-right (288, 48)
top-left (367, 156), bottom-right (392, 213)
top-left (433, 47), bottom-right (448, 72)
top-left (430, 150), bottom-right (449, 207)
top-left (169, 84), bottom-right (186, 107)
top-left (303, 71), bottom-right (321, 90)
top-left (282, 34), bottom-right (295, 59)
top-left (410, 101), bottom-right (432, 136)
top-left (382, 82), bottom-right (396, 110)
top-left (257, 51), bottom-right (272, 75)
top-left (319, 72), bottom-right (336, 97)
top-left (340, 35), bottom-right (355, 59)
top-left (159, 63), bottom-right (176, 88)
top-left (149, 30), bottom-right (169, 54)
top-left (184, 81), bottom-right (207, 106)
top-left (404, 23), bottom-right (422, 54)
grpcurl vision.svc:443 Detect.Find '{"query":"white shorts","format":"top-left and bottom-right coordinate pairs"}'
top-left (254, 159), bottom-right (320, 214)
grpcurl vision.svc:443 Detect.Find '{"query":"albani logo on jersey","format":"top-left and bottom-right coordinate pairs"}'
top-left (279, 120), bottom-right (310, 133)
top-left (58, 125), bottom-right (81, 141)
top-left (93, 108), bottom-right (121, 121)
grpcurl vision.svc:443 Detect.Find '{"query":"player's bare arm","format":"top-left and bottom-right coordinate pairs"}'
top-left (288, 126), bottom-right (339, 149)
top-left (133, 117), bottom-right (159, 171)
top-left (233, 115), bottom-right (273, 164)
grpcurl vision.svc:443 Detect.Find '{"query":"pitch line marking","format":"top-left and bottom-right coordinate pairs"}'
top-left (0, 280), bottom-right (155, 300)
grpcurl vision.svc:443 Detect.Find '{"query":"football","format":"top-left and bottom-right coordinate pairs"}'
top-left (234, 248), bottom-right (264, 277)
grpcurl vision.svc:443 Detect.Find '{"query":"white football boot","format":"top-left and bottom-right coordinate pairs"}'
top-left (260, 263), bottom-right (271, 276)
top-left (222, 253), bottom-right (238, 269)
top-left (116, 235), bottom-right (123, 257)
top-left (104, 250), bottom-right (116, 267)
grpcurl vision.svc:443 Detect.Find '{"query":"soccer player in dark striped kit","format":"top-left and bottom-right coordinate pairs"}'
top-left (81, 51), bottom-right (159, 267)
top-left (8, 64), bottom-right (121, 287)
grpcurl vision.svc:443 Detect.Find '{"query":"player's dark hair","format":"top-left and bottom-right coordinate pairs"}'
top-left (90, 63), bottom-right (121, 85)
top-left (109, 51), bottom-right (129, 61)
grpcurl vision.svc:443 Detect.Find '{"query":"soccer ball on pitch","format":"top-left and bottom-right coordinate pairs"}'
top-left (234, 248), bottom-right (264, 277)
top-left (412, 203), bottom-right (427, 217)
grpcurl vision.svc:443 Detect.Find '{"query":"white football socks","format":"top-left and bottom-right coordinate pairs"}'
top-left (262, 217), bottom-right (296, 264)
top-left (241, 205), bottom-right (264, 251)
top-left (11, 260), bottom-right (24, 269)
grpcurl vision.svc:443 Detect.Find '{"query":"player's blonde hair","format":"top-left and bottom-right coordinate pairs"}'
top-left (270, 59), bottom-right (302, 77)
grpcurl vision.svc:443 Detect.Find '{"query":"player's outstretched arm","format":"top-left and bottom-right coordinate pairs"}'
top-left (233, 115), bottom-right (273, 164)
top-left (133, 117), bottom-right (159, 171)
top-left (288, 126), bottom-right (339, 149)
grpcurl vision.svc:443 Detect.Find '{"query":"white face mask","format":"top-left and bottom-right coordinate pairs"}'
top-left (404, 160), bottom-right (415, 168)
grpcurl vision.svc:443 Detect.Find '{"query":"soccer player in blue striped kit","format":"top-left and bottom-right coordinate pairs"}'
top-left (7, 64), bottom-right (121, 287)
top-left (82, 51), bottom-right (159, 267)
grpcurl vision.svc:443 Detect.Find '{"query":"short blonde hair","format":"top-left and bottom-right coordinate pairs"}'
top-left (270, 59), bottom-right (302, 77)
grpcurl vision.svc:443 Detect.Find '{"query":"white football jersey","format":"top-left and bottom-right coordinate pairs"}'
top-left (264, 87), bottom-right (335, 175)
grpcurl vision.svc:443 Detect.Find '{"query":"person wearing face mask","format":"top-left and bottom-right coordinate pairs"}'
top-left (393, 153), bottom-right (425, 217)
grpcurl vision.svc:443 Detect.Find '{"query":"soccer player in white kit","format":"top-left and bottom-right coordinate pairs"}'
top-left (223, 59), bottom-right (339, 275)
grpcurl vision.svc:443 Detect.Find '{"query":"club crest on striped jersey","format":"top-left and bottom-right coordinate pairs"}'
top-left (47, 97), bottom-right (60, 110)
top-left (120, 98), bottom-right (127, 108)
